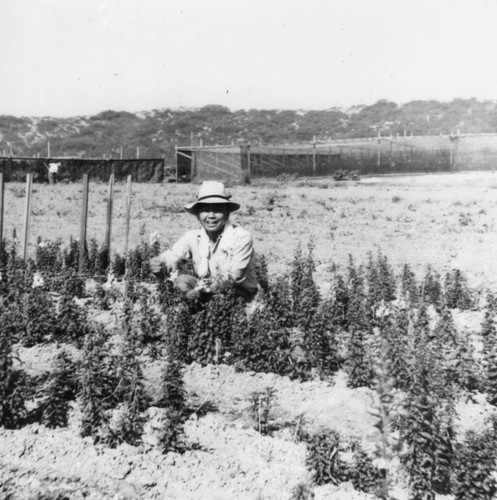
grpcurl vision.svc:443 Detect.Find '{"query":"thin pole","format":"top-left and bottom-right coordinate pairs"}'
top-left (79, 174), bottom-right (90, 274)
top-left (124, 175), bottom-right (132, 257)
top-left (449, 132), bottom-right (454, 169)
top-left (312, 140), bottom-right (316, 177)
top-left (377, 131), bottom-right (381, 167)
top-left (22, 173), bottom-right (33, 262)
top-left (247, 144), bottom-right (251, 178)
top-left (47, 142), bottom-right (50, 158)
top-left (105, 173), bottom-right (115, 253)
top-left (175, 145), bottom-right (179, 182)
top-left (0, 173), bottom-right (4, 259)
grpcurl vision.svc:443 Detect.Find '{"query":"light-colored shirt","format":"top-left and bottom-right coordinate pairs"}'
top-left (158, 223), bottom-right (258, 296)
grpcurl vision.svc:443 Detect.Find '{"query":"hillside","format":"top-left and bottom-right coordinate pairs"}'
top-left (2, 99), bottom-right (497, 167)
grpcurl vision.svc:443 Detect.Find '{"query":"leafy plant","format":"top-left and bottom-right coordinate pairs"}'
top-left (188, 286), bottom-right (247, 366)
top-left (21, 288), bottom-right (59, 346)
top-left (39, 350), bottom-right (76, 428)
top-left (291, 244), bottom-right (320, 330)
top-left (345, 327), bottom-right (374, 389)
top-left (348, 445), bottom-right (386, 496)
top-left (444, 269), bottom-right (473, 310)
top-left (78, 324), bottom-right (119, 440)
top-left (55, 296), bottom-right (90, 347)
top-left (452, 426), bottom-right (497, 500)
top-left (421, 266), bottom-right (443, 309)
top-left (0, 326), bottom-right (27, 429)
top-left (305, 429), bottom-right (347, 486)
top-left (247, 387), bottom-right (278, 435)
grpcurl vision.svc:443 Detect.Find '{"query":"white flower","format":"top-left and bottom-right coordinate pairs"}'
top-left (149, 231), bottom-right (161, 246)
top-left (375, 301), bottom-right (390, 318)
top-left (167, 269), bottom-right (179, 283)
top-left (103, 272), bottom-right (115, 290)
top-left (32, 272), bottom-right (45, 288)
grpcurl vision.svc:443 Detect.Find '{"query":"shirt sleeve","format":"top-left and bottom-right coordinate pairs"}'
top-left (157, 233), bottom-right (192, 271)
top-left (229, 231), bottom-right (254, 284)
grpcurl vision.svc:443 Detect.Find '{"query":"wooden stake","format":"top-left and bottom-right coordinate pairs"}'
top-left (124, 174), bottom-right (132, 258)
top-left (247, 144), bottom-right (251, 178)
top-left (22, 173), bottom-right (33, 262)
top-left (0, 173), bottom-right (4, 258)
top-left (377, 132), bottom-right (381, 167)
top-left (47, 141), bottom-right (50, 158)
top-left (105, 174), bottom-right (115, 254)
top-left (79, 174), bottom-right (89, 274)
top-left (312, 141), bottom-right (316, 177)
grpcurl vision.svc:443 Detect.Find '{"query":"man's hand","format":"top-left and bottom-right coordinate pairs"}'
top-left (207, 277), bottom-right (227, 293)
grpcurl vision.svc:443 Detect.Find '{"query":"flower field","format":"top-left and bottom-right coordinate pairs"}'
top-left (1, 171), bottom-right (497, 499)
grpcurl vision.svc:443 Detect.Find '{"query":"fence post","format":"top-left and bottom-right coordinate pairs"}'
top-left (312, 137), bottom-right (317, 177)
top-left (449, 133), bottom-right (454, 170)
top-left (22, 173), bottom-right (33, 262)
top-left (247, 143), bottom-right (251, 178)
top-left (124, 175), bottom-right (132, 258)
top-left (105, 173), bottom-right (114, 255)
top-left (377, 131), bottom-right (381, 167)
top-left (79, 174), bottom-right (90, 274)
top-left (0, 173), bottom-right (4, 259)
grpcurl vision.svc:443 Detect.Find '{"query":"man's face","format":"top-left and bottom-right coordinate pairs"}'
top-left (197, 203), bottom-right (230, 235)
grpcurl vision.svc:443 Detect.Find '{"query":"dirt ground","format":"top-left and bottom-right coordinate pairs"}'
top-left (1, 171), bottom-right (497, 499)
top-left (4, 170), bottom-right (497, 289)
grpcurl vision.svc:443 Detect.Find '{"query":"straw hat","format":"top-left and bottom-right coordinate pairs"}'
top-left (184, 181), bottom-right (240, 214)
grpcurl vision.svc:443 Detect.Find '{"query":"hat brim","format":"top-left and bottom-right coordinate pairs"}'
top-left (184, 197), bottom-right (240, 214)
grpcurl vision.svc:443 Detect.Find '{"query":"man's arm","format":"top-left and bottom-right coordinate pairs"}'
top-left (149, 232), bottom-right (193, 274)
top-left (227, 230), bottom-right (254, 284)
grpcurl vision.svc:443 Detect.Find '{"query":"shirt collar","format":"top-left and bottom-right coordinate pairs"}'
top-left (198, 221), bottom-right (233, 246)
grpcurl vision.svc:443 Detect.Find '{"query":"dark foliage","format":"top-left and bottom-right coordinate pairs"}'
top-left (348, 446), bottom-right (385, 495)
top-left (305, 430), bottom-right (347, 486)
top-left (21, 288), bottom-right (59, 346)
top-left (0, 328), bottom-right (27, 428)
top-left (187, 286), bottom-right (247, 365)
top-left (421, 266), bottom-right (443, 309)
top-left (452, 427), bottom-right (497, 500)
top-left (444, 269), bottom-right (474, 310)
top-left (78, 325), bottom-right (119, 440)
top-left (55, 297), bottom-right (90, 347)
top-left (400, 263), bottom-right (419, 305)
top-left (247, 387), bottom-right (278, 435)
top-left (40, 350), bottom-right (77, 428)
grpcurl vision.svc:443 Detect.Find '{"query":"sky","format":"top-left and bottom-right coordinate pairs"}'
top-left (1, 0), bottom-right (497, 117)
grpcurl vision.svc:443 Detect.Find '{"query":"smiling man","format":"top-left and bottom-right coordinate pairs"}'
top-left (150, 181), bottom-right (258, 302)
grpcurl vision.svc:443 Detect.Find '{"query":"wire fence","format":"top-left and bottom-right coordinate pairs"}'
top-left (179, 133), bottom-right (497, 180)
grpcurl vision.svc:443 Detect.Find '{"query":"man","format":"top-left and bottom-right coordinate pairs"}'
top-left (150, 181), bottom-right (258, 302)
